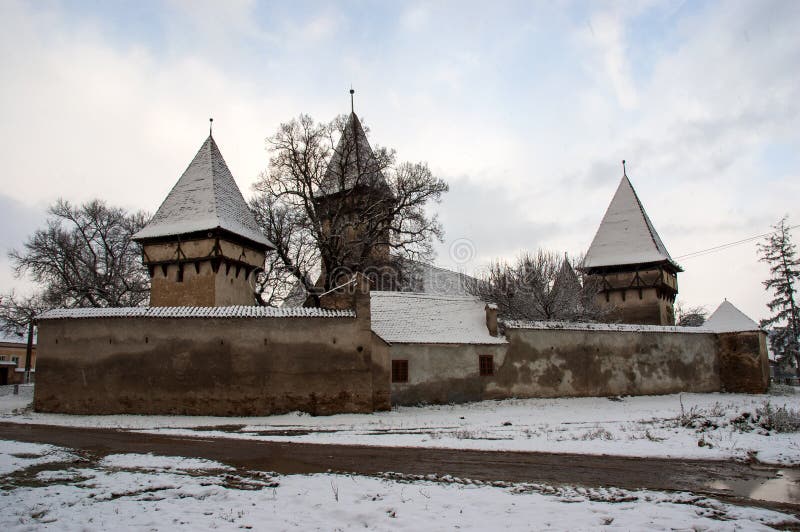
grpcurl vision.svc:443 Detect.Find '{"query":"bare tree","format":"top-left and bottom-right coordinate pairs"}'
top-left (9, 199), bottom-right (150, 308)
top-left (674, 301), bottom-right (708, 327)
top-left (0, 292), bottom-right (48, 383)
top-left (469, 250), bottom-right (606, 322)
top-left (250, 113), bottom-right (448, 305)
top-left (249, 194), bottom-right (319, 306)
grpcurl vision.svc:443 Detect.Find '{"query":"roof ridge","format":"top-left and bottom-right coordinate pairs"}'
top-left (625, 176), bottom-right (659, 251)
top-left (371, 291), bottom-right (478, 301)
top-left (206, 135), bottom-right (221, 223)
top-left (625, 176), bottom-right (675, 263)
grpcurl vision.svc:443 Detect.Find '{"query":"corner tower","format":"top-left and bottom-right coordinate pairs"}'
top-left (581, 162), bottom-right (682, 325)
top-left (134, 129), bottom-right (275, 307)
top-left (314, 91), bottom-right (395, 289)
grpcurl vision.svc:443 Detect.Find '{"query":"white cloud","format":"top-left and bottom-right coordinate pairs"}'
top-left (0, 1), bottom-right (295, 215)
top-left (579, 11), bottom-right (640, 109)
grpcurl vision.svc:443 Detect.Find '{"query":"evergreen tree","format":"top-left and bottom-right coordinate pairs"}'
top-left (758, 216), bottom-right (800, 368)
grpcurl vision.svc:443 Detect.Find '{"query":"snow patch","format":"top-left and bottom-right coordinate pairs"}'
top-left (100, 453), bottom-right (233, 472)
top-left (0, 440), bottom-right (77, 475)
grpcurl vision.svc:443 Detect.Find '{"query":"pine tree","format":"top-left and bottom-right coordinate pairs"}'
top-left (758, 216), bottom-right (800, 368)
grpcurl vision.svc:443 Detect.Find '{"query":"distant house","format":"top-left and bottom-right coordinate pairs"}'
top-left (0, 328), bottom-right (36, 385)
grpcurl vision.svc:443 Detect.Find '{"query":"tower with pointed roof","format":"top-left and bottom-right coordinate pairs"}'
top-left (134, 129), bottom-right (275, 307)
top-left (314, 91), bottom-right (396, 291)
top-left (551, 254), bottom-right (582, 319)
top-left (581, 162), bottom-right (682, 325)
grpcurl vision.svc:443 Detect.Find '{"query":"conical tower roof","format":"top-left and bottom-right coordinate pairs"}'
top-left (134, 135), bottom-right (274, 250)
top-left (318, 112), bottom-right (389, 197)
top-left (583, 170), bottom-right (680, 271)
top-left (705, 300), bottom-right (761, 333)
top-left (552, 256), bottom-right (582, 315)
top-left (553, 256), bottom-right (581, 295)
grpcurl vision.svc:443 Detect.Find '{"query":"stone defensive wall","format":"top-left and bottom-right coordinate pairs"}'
top-left (390, 321), bottom-right (769, 406)
top-left (35, 305), bottom-right (390, 416)
top-left (498, 322), bottom-right (720, 399)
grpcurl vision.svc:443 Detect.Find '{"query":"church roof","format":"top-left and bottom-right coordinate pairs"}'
top-left (398, 259), bottom-right (475, 296)
top-left (704, 300), bottom-right (761, 333)
top-left (370, 292), bottom-right (506, 345)
top-left (280, 259), bottom-right (475, 308)
top-left (318, 112), bottom-right (389, 197)
top-left (583, 172), bottom-right (680, 270)
top-left (134, 135), bottom-right (274, 249)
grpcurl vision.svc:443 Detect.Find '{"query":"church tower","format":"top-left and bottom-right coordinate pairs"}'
top-left (134, 127), bottom-right (275, 307)
top-left (314, 91), bottom-right (395, 290)
top-left (581, 162), bottom-right (681, 325)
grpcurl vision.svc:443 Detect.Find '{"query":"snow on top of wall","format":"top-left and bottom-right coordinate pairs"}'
top-left (133, 135), bottom-right (274, 249)
top-left (583, 175), bottom-right (679, 270)
top-left (370, 292), bottom-right (506, 345)
top-left (504, 320), bottom-right (715, 334)
top-left (38, 306), bottom-right (355, 320)
top-left (704, 300), bottom-right (762, 333)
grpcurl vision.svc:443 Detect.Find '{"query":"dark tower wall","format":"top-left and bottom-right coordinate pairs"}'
top-left (141, 233), bottom-right (266, 307)
top-left (588, 264), bottom-right (678, 325)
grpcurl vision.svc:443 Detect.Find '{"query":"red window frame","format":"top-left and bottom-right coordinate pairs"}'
top-left (479, 354), bottom-right (494, 376)
top-left (392, 359), bottom-right (409, 383)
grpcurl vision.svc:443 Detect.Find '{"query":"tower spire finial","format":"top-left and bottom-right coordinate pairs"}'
top-left (622, 159), bottom-right (627, 177)
top-left (350, 86), bottom-right (355, 113)
top-left (209, 117), bottom-right (213, 137)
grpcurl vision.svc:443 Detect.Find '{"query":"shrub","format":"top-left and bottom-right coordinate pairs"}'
top-left (754, 402), bottom-right (800, 433)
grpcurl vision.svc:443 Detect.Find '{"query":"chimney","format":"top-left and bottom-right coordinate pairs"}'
top-left (485, 303), bottom-right (498, 337)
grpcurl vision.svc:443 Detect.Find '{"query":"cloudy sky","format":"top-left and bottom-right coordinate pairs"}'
top-left (1, 0), bottom-right (798, 321)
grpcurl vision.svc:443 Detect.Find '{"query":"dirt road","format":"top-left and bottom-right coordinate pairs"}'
top-left (1, 422), bottom-right (797, 515)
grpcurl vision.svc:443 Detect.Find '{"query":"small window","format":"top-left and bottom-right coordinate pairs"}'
top-left (392, 360), bottom-right (408, 383)
top-left (11, 356), bottom-right (19, 364)
top-left (479, 355), bottom-right (494, 376)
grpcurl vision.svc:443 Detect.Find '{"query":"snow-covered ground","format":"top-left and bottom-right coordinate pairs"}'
top-left (3, 387), bottom-right (799, 465)
top-left (1, 440), bottom-right (796, 531)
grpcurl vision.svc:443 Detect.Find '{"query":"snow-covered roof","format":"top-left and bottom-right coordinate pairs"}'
top-left (583, 174), bottom-right (680, 270)
top-left (133, 135), bottom-right (274, 249)
top-left (504, 320), bottom-right (715, 334)
top-left (280, 260), bottom-right (475, 308)
top-left (0, 329), bottom-right (26, 344)
top-left (38, 306), bottom-right (354, 320)
top-left (0, 332), bottom-right (34, 345)
top-left (704, 300), bottom-right (761, 333)
top-left (318, 112), bottom-right (389, 197)
top-left (370, 292), bottom-right (506, 345)
top-left (400, 260), bottom-right (475, 296)
top-left (0, 320), bottom-right (35, 345)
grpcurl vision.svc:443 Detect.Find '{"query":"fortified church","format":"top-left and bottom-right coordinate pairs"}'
top-left (32, 99), bottom-right (771, 415)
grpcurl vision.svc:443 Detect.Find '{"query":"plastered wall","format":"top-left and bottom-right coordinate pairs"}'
top-left (496, 327), bottom-right (720, 398)
top-left (390, 327), bottom-right (729, 405)
top-left (390, 343), bottom-right (507, 406)
top-left (34, 313), bottom-right (388, 416)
